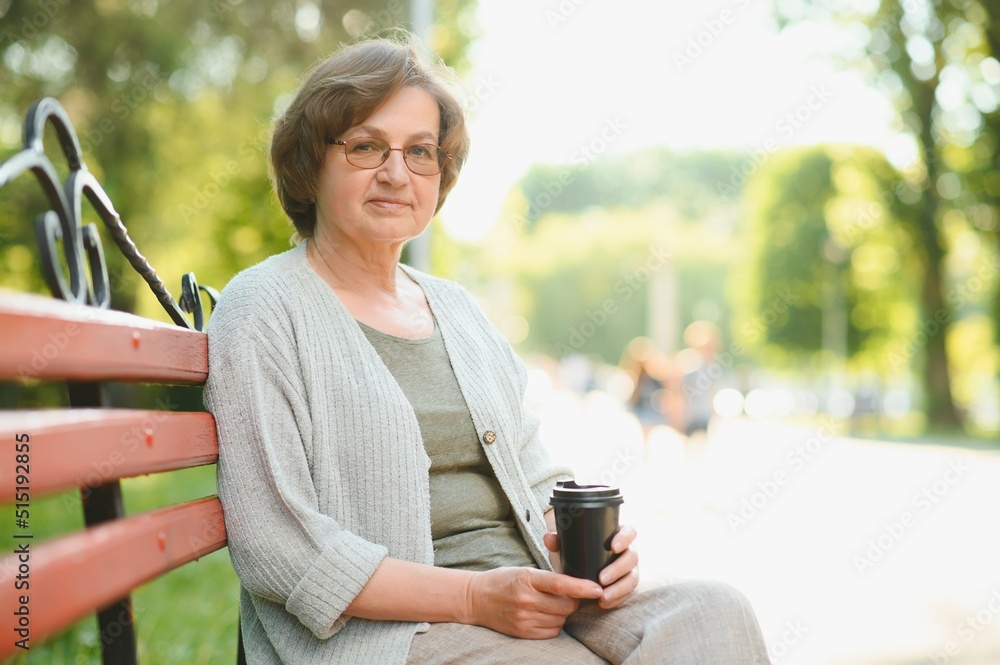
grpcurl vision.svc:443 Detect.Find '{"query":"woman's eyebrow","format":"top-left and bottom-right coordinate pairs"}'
top-left (347, 125), bottom-right (439, 143)
top-left (407, 130), bottom-right (439, 143)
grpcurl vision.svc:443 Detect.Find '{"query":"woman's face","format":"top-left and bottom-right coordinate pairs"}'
top-left (315, 86), bottom-right (442, 250)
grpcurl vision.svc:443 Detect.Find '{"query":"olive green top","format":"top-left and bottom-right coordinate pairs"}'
top-left (359, 320), bottom-right (537, 571)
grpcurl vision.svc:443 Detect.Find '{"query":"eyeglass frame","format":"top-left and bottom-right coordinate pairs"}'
top-left (325, 136), bottom-right (451, 176)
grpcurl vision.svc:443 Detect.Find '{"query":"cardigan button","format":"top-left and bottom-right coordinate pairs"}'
top-left (482, 430), bottom-right (496, 445)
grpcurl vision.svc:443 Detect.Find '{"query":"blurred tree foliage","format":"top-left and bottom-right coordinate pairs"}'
top-left (495, 138), bottom-right (996, 431)
top-left (0, 0), bottom-right (478, 321)
top-left (775, 1), bottom-right (1000, 428)
top-left (487, 149), bottom-right (744, 365)
top-left (515, 148), bottom-right (744, 229)
top-left (733, 145), bottom-right (921, 373)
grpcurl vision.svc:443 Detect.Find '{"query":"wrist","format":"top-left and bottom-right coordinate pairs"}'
top-left (456, 569), bottom-right (479, 626)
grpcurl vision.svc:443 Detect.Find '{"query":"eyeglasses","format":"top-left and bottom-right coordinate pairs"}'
top-left (326, 136), bottom-right (450, 176)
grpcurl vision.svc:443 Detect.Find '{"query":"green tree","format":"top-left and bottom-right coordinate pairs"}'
top-left (0, 0), bottom-right (478, 319)
top-left (776, 1), bottom-right (1000, 428)
top-left (514, 148), bottom-right (744, 229)
top-left (733, 145), bottom-right (920, 380)
top-left (489, 149), bottom-right (745, 364)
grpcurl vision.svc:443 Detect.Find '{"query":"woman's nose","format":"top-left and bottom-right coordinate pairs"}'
top-left (376, 150), bottom-right (409, 185)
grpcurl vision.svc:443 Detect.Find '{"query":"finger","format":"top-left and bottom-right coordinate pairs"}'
top-left (543, 532), bottom-right (560, 553)
top-left (527, 615), bottom-right (570, 639)
top-left (598, 548), bottom-right (639, 587)
top-left (610, 524), bottom-right (637, 554)
top-left (533, 594), bottom-right (580, 618)
top-left (599, 569), bottom-right (639, 609)
top-left (530, 570), bottom-right (603, 600)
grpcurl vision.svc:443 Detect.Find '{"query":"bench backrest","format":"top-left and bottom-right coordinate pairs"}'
top-left (0, 98), bottom-right (232, 663)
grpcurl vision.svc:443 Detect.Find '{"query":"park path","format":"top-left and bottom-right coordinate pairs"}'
top-left (535, 389), bottom-right (1000, 665)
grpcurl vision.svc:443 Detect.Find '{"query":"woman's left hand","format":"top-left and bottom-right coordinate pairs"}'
top-left (543, 524), bottom-right (640, 610)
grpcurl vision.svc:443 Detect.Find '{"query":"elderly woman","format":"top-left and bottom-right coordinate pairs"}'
top-left (205, 37), bottom-right (771, 664)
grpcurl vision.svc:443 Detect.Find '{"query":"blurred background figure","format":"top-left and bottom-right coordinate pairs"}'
top-left (673, 320), bottom-right (724, 439)
top-left (620, 336), bottom-right (674, 461)
top-left (670, 321), bottom-right (724, 506)
top-left (559, 352), bottom-right (599, 395)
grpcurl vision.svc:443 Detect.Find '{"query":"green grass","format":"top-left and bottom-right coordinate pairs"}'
top-left (1, 465), bottom-right (240, 665)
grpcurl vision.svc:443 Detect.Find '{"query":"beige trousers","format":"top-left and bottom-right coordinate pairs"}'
top-left (405, 580), bottom-right (772, 664)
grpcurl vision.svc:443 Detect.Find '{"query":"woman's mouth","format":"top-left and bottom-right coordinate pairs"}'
top-left (367, 197), bottom-right (409, 210)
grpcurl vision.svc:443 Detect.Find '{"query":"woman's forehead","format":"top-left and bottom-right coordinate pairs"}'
top-left (342, 87), bottom-right (440, 140)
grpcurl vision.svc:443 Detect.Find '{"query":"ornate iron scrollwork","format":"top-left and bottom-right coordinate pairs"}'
top-left (0, 97), bottom-right (215, 331)
top-left (180, 272), bottom-right (221, 334)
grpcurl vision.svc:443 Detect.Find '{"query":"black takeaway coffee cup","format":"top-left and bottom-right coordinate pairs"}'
top-left (549, 480), bottom-right (624, 584)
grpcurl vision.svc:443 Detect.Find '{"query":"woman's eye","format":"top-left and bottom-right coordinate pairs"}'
top-left (408, 145), bottom-right (432, 159)
top-left (353, 142), bottom-right (379, 153)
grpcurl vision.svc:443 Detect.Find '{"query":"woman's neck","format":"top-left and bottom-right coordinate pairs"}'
top-left (307, 232), bottom-right (404, 296)
top-left (306, 230), bottom-right (434, 339)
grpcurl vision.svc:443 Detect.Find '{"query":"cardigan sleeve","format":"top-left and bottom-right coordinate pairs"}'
top-left (205, 289), bottom-right (387, 640)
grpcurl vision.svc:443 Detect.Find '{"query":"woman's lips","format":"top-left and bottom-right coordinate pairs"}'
top-left (367, 197), bottom-right (409, 209)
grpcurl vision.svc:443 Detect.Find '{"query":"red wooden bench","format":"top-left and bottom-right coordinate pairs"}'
top-left (0, 99), bottom-right (243, 663)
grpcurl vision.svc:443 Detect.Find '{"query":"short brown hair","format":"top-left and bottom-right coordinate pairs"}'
top-left (269, 36), bottom-right (470, 239)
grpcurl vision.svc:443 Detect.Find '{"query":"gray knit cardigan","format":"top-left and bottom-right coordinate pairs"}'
top-left (204, 243), bottom-right (571, 664)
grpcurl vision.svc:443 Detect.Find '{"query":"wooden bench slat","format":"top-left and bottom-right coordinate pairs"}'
top-left (0, 409), bottom-right (219, 501)
top-left (0, 290), bottom-right (207, 384)
top-left (0, 496), bottom-right (226, 657)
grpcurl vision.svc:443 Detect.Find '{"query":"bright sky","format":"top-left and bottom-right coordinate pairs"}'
top-left (441, 0), bottom-right (902, 241)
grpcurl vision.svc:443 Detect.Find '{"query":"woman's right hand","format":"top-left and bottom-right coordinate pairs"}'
top-left (462, 567), bottom-right (604, 639)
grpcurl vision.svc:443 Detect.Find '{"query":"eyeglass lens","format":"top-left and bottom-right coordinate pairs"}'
top-left (342, 137), bottom-right (446, 175)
